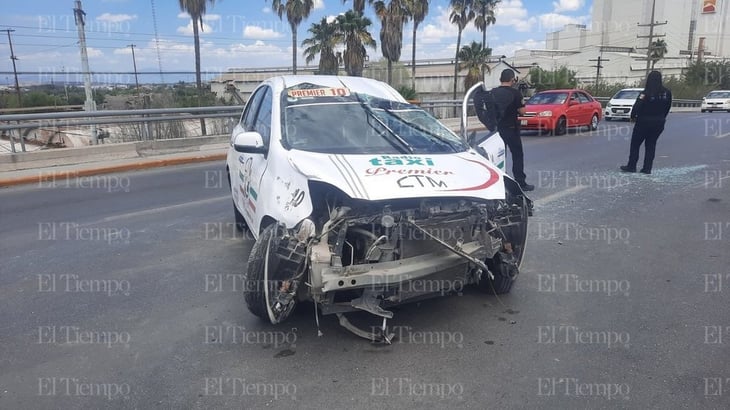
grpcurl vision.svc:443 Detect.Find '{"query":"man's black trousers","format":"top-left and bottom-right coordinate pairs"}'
top-left (628, 120), bottom-right (664, 172)
top-left (498, 126), bottom-right (527, 184)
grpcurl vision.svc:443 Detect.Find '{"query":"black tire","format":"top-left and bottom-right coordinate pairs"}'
top-left (478, 252), bottom-right (519, 294)
top-left (590, 114), bottom-right (599, 131)
top-left (244, 224), bottom-right (298, 323)
top-left (701, 109), bottom-right (706, 113)
top-left (477, 195), bottom-right (528, 294)
top-left (552, 117), bottom-right (567, 135)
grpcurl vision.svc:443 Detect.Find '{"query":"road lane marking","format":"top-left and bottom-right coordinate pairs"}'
top-left (96, 196), bottom-right (229, 224)
top-left (535, 185), bottom-right (588, 206)
top-left (715, 132), bottom-right (730, 139)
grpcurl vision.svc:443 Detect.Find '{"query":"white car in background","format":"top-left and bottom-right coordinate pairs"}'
top-left (604, 88), bottom-right (643, 121)
top-left (701, 90), bottom-right (730, 112)
top-left (226, 75), bottom-right (532, 342)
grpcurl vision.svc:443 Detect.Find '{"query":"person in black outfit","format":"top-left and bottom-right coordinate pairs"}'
top-left (474, 68), bottom-right (534, 191)
top-left (620, 70), bottom-right (672, 174)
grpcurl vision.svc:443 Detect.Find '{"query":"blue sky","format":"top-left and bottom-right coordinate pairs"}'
top-left (0, 0), bottom-right (591, 84)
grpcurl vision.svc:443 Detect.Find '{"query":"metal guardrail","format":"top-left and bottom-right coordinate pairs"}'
top-left (1, 97), bottom-right (702, 152)
top-left (0, 106), bottom-right (243, 153)
top-left (0, 106), bottom-right (243, 131)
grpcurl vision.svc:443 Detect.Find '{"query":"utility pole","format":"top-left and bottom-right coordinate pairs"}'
top-left (697, 37), bottom-right (706, 63)
top-left (2, 29), bottom-right (22, 107)
top-left (73, 0), bottom-right (98, 144)
top-left (128, 44), bottom-right (141, 99)
top-left (636, 0), bottom-right (667, 80)
top-left (589, 55), bottom-right (610, 85)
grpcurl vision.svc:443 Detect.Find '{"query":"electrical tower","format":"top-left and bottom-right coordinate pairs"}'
top-left (128, 44), bottom-right (140, 98)
top-left (74, 0), bottom-right (98, 144)
top-left (2, 29), bottom-right (22, 107)
top-left (636, 0), bottom-right (668, 80)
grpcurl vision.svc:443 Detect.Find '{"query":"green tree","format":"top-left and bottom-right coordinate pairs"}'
top-left (683, 60), bottom-right (730, 90)
top-left (474, 0), bottom-right (498, 50)
top-left (404, 0), bottom-right (429, 90)
top-left (458, 41), bottom-right (491, 91)
top-left (450, 0), bottom-right (475, 100)
top-left (341, 0), bottom-right (374, 14)
top-left (271, 0), bottom-right (315, 75)
top-left (649, 39), bottom-right (668, 69)
top-left (336, 11), bottom-right (377, 77)
top-left (302, 18), bottom-right (342, 75)
top-left (375, 0), bottom-right (410, 85)
top-left (528, 66), bottom-right (577, 91)
top-left (178, 0), bottom-right (216, 134)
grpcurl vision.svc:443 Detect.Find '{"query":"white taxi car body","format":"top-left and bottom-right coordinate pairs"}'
top-left (701, 90), bottom-right (730, 112)
top-left (604, 88), bottom-right (643, 121)
top-left (226, 76), bottom-right (531, 341)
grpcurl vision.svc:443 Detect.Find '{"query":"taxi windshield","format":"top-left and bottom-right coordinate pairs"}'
top-left (281, 84), bottom-right (468, 155)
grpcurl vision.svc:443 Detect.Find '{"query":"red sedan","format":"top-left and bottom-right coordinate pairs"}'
top-left (518, 89), bottom-right (602, 135)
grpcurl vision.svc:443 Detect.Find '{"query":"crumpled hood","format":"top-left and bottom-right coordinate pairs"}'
top-left (287, 150), bottom-right (505, 201)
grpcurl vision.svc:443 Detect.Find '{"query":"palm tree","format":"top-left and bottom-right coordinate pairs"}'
top-left (341, 0), bottom-right (374, 14)
top-left (474, 0), bottom-right (497, 50)
top-left (178, 0), bottom-right (215, 135)
top-left (375, 0), bottom-right (410, 85)
top-left (271, 0), bottom-right (315, 74)
top-left (650, 39), bottom-right (668, 69)
top-left (458, 41), bottom-right (491, 91)
top-left (302, 18), bottom-right (342, 75)
top-left (450, 0), bottom-right (475, 100)
top-left (336, 11), bottom-right (377, 77)
top-left (404, 0), bottom-right (429, 90)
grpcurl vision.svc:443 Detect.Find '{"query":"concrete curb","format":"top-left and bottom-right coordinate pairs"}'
top-left (0, 135), bottom-right (229, 172)
top-left (0, 152), bottom-right (226, 188)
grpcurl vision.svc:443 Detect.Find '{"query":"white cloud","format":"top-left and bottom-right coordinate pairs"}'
top-left (177, 12), bottom-right (220, 21)
top-left (552, 0), bottom-right (584, 13)
top-left (420, 7), bottom-right (479, 44)
top-left (494, 0), bottom-right (537, 32)
top-left (86, 47), bottom-right (104, 58)
top-left (243, 25), bottom-right (284, 40)
top-left (313, 0), bottom-right (325, 10)
top-left (262, 7), bottom-right (272, 13)
top-left (95, 13), bottom-right (137, 23)
top-left (176, 20), bottom-right (214, 35)
top-left (491, 38), bottom-right (543, 59)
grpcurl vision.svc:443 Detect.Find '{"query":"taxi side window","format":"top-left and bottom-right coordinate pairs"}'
top-left (253, 88), bottom-right (272, 146)
top-left (241, 87), bottom-right (266, 131)
top-left (577, 92), bottom-right (591, 103)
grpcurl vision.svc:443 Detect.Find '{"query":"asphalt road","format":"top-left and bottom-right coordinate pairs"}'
top-left (1, 113), bottom-right (729, 409)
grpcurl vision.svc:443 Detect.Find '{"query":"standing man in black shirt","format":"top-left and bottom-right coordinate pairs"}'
top-left (474, 69), bottom-right (534, 191)
top-left (620, 70), bottom-right (672, 174)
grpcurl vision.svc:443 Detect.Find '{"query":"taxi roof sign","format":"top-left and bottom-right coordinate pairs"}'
top-left (287, 87), bottom-right (351, 98)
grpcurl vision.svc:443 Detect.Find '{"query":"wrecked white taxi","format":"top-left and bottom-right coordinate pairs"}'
top-left (226, 76), bottom-right (532, 341)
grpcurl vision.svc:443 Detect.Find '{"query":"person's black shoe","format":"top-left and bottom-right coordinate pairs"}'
top-left (620, 165), bottom-right (636, 173)
top-left (519, 182), bottom-right (535, 192)
top-left (639, 169), bottom-right (651, 174)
